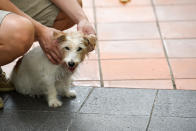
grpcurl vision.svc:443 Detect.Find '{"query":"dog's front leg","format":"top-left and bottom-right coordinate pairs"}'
top-left (56, 80), bottom-right (76, 98)
top-left (47, 85), bottom-right (62, 108)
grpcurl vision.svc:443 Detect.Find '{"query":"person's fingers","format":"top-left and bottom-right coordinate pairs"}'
top-left (53, 41), bottom-right (63, 60)
top-left (53, 48), bottom-right (62, 62)
top-left (80, 27), bottom-right (96, 35)
top-left (45, 44), bottom-right (62, 64)
top-left (46, 54), bottom-right (57, 64)
top-left (49, 51), bottom-right (61, 64)
top-left (54, 47), bottom-right (63, 60)
top-left (87, 26), bottom-right (96, 35)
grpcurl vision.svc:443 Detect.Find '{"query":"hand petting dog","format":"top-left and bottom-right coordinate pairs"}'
top-left (37, 20), bottom-right (96, 65)
top-left (37, 27), bottom-right (63, 65)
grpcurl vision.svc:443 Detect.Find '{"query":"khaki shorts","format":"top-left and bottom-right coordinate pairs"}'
top-left (0, 10), bottom-right (11, 25)
top-left (0, 0), bottom-right (59, 27)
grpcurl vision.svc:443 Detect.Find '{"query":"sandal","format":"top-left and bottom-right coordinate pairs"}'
top-left (0, 67), bottom-right (15, 92)
top-left (0, 97), bottom-right (3, 109)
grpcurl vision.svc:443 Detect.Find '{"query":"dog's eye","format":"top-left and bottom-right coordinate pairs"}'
top-left (65, 47), bottom-right (70, 50)
top-left (77, 47), bottom-right (82, 52)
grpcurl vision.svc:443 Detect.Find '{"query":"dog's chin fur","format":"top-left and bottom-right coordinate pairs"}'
top-left (10, 31), bottom-right (96, 108)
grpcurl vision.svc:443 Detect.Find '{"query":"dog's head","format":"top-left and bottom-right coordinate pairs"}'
top-left (54, 31), bottom-right (96, 72)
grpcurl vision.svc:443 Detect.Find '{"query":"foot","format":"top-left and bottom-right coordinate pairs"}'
top-left (65, 90), bottom-right (76, 98)
top-left (48, 98), bottom-right (62, 108)
top-left (0, 97), bottom-right (4, 109)
top-left (0, 68), bottom-right (15, 92)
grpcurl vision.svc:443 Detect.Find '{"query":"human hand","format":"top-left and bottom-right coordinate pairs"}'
top-left (37, 26), bottom-right (63, 64)
top-left (77, 19), bottom-right (96, 35)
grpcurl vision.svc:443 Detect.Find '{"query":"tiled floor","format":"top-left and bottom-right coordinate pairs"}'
top-left (1, 0), bottom-right (196, 130)
top-left (2, 0), bottom-right (196, 90)
top-left (2, 88), bottom-right (196, 130)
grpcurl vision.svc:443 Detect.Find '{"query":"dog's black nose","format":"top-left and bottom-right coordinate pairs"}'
top-left (68, 61), bottom-right (75, 67)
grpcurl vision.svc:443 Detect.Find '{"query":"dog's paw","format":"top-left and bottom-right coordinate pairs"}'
top-left (65, 90), bottom-right (77, 98)
top-left (48, 99), bottom-right (62, 108)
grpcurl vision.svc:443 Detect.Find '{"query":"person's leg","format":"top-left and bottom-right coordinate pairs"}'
top-left (53, 0), bottom-right (82, 31)
top-left (0, 13), bottom-right (35, 65)
top-left (0, 13), bottom-right (35, 109)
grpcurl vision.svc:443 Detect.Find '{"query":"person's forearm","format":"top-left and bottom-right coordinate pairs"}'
top-left (0, 0), bottom-right (45, 37)
top-left (50, 0), bottom-right (88, 24)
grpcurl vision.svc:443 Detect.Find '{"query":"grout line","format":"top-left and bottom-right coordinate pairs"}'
top-left (146, 90), bottom-right (159, 131)
top-left (79, 112), bottom-right (150, 117)
top-left (169, 57), bottom-right (196, 59)
top-left (99, 57), bottom-right (166, 60)
top-left (146, 115), bottom-right (196, 119)
top-left (95, 20), bottom-right (196, 24)
top-left (73, 80), bottom-right (100, 81)
top-left (99, 38), bottom-right (160, 42)
top-left (158, 20), bottom-right (196, 22)
top-left (97, 21), bottom-right (157, 24)
top-left (166, 37), bottom-right (196, 40)
top-left (151, 0), bottom-right (177, 90)
top-left (92, 0), bottom-right (104, 87)
top-left (100, 57), bottom-right (196, 60)
top-left (85, 57), bottom-right (196, 60)
top-left (97, 21), bottom-right (156, 24)
top-left (153, 3), bottom-right (196, 6)
top-left (175, 78), bottom-right (196, 80)
top-left (98, 37), bottom-right (196, 41)
top-left (95, 5), bottom-right (153, 8)
top-left (94, 3), bottom-right (196, 8)
top-left (2, 95), bottom-right (10, 105)
top-left (78, 87), bottom-right (95, 112)
top-left (96, 20), bottom-right (196, 24)
top-left (98, 38), bottom-right (161, 41)
top-left (98, 78), bottom-right (171, 81)
top-left (66, 119), bottom-right (73, 131)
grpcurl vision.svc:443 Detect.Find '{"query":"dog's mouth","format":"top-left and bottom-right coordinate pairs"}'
top-left (68, 66), bottom-right (76, 72)
top-left (62, 63), bottom-right (77, 72)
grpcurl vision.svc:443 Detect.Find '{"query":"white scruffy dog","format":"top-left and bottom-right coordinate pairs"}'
top-left (10, 31), bottom-right (96, 108)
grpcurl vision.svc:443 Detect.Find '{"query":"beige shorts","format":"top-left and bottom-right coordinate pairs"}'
top-left (0, 0), bottom-right (59, 27)
top-left (0, 10), bottom-right (11, 25)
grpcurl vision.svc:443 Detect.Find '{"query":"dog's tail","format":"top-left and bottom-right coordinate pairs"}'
top-left (13, 57), bottom-right (24, 73)
top-left (8, 57), bottom-right (24, 89)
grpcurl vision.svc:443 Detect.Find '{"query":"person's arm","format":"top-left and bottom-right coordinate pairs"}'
top-left (0, 0), bottom-right (62, 64)
top-left (51, 0), bottom-right (86, 24)
top-left (0, 0), bottom-right (44, 39)
top-left (51, 0), bottom-right (96, 35)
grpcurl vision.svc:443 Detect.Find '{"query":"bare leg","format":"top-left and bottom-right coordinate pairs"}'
top-left (0, 14), bottom-right (34, 66)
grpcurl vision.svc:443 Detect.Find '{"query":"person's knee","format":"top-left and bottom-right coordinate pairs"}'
top-left (0, 14), bottom-right (35, 65)
top-left (12, 17), bottom-right (34, 56)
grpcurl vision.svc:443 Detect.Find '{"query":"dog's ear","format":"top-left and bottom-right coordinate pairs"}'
top-left (83, 34), bottom-right (97, 52)
top-left (53, 32), bottom-right (66, 43)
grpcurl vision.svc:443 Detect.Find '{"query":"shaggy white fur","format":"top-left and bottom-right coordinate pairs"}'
top-left (10, 32), bottom-right (96, 108)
